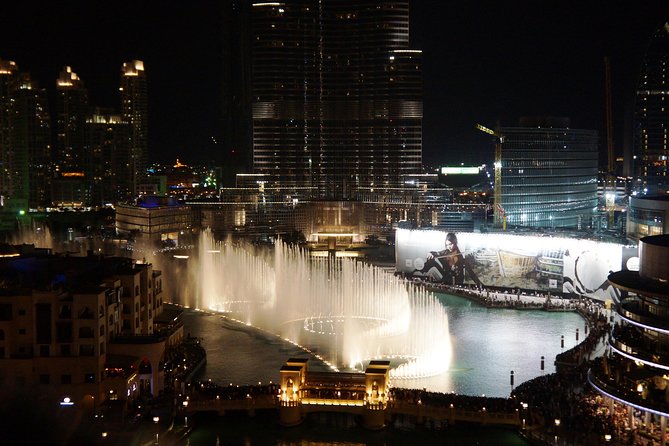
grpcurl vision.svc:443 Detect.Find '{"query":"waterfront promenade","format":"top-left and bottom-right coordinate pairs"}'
top-left (93, 282), bottom-right (634, 446)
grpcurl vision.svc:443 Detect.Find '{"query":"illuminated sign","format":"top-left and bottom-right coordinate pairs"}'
top-left (440, 167), bottom-right (480, 175)
top-left (395, 228), bottom-right (629, 300)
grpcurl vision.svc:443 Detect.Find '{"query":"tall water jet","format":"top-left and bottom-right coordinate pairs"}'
top-left (9, 222), bottom-right (53, 249)
top-left (192, 230), bottom-right (452, 379)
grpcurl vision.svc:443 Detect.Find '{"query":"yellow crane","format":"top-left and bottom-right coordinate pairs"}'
top-left (604, 56), bottom-right (616, 227)
top-left (476, 123), bottom-right (505, 229)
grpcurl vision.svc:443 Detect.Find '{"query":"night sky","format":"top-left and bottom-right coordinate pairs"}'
top-left (1, 0), bottom-right (668, 168)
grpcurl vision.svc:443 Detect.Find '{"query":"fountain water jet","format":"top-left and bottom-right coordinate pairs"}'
top-left (193, 230), bottom-right (451, 379)
top-left (9, 222), bottom-right (53, 249)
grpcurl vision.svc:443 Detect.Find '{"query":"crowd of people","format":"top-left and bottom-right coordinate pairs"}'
top-left (389, 387), bottom-right (519, 414)
top-left (554, 308), bottom-right (609, 370)
top-left (163, 334), bottom-right (207, 393)
top-left (170, 274), bottom-right (669, 445)
top-left (187, 380), bottom-right (279, 401)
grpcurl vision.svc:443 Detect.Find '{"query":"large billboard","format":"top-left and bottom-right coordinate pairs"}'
top-left (395, 229), bottom-right (636, 301)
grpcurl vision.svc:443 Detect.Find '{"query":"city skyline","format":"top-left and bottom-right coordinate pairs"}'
top-left (1, 0), bottom-right (668, 167)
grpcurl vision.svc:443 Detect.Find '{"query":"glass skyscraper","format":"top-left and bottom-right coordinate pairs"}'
top-left (500, 117), bottom-right (598, 229)
top-left (634, 23), bottom-right (669, 191)
top-left (0, 60), bottom-right (50, 211)
top-left (250, 1), bottom-right (422, 200)
top-left (120, 60), bottom-right (148, 196)
top-left (56, 66), bottom-right (89, 175)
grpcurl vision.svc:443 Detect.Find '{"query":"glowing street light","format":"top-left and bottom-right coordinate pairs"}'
top-left (153, 416), bottom-right (160, 444)
top-left (554, 418), bottom-right (561, 445)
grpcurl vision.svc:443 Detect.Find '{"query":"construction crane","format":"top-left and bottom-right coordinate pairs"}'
top-left (604, 57), bottom-right (616, 226)
top-left (475, 123), bottom-right (505, 228)
top-left (604, 56), bottom-right (615, 177)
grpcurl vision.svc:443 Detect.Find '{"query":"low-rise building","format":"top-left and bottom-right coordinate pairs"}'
top-left (0, 248), bottom-right (182, 413)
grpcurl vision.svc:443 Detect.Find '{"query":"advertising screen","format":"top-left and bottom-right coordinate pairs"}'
top-left (395, 229), bottom-right (633, 301)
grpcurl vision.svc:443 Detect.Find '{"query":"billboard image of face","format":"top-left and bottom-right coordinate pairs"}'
top-left (395, 229), bottom-right (629, 300)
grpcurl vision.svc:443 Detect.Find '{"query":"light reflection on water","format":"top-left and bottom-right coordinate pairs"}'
top-left (182, 292), bottom-right (584, 398)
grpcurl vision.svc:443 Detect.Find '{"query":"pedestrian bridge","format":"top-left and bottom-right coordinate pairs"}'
top-left (184, 358), bottom-right (521, 430)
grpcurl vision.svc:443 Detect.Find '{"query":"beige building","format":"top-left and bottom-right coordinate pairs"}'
top-left (0, 250), bottom-right (182, 412)
top-left (116, 198), bottom-right (192, 246)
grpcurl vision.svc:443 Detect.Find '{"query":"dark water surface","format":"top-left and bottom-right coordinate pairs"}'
top-left (183, 293), bottom-right (583, 396)
top-left (179, 293), bottom-right (581, 445)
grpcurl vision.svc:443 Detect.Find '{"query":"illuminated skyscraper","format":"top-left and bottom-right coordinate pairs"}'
top-left (12, 73), bottom-right (50, 209)
top-left (0, 59), bottom-right (19, 208)
top-left (0, 60), bottom-right (50, 211)
top-left (634, 23), bottom-right (669, 191)
top-left (250, 1), bottom-right (422, 199)
top-left (84, 108), bottom-right (131, 205)
top-left (500, 117), bottom-right (598, 229)
top-left (56, 66), bottom-right (88, 175)
top-left (120, 60), bottom-right (148, 196)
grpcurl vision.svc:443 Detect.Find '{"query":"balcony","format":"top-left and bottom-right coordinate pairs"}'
top-left (589, 358), bottom-right (669, 417)
top-left (617, 298), bottom-right (669, 333)
top-left (611, 326), bottom-right (669, 369)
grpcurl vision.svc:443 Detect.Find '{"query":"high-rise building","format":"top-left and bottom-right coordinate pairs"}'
top-left (120, 60), bottom-right (148, 196)
top-left (0, 61), bottom-right (50, 211)
top-left (84, 108), bottom-right (131, 205)
top-left (249, 1), bottom-right (422, 199)
top-left (0, 59), bottom-right (19, 209)
top-left (56, 66), bottom-right (88, 175)
top-left (633, 23), bottom-right (669, 191)
top-left (52, 66), bottom-right (89, 208)
top-left (500, 117), bottom-right (598, 229)
top-left (221, 0), bottom-right (252, 184)
top-left (12, 73), bottom-right (50, 210)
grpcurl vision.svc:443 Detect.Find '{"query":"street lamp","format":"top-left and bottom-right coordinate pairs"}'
top-left (604, 434), bottom-right (612, 442)
top-left (554, 418), bottom-right (561, 445)
top-left (153, 416), bottom-right (160, 445)
top-left (521, 402), bottom-right (528, 430)
top-left (182, 400), bottom-right (189, 426)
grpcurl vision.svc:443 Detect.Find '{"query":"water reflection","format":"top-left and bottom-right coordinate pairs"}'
top-left (184, 292), bottom-right (584, 397)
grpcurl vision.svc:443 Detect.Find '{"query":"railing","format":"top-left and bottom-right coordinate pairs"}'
top-left (186, 395), bottom-right (277, 413)
top-left (184, 395), bottom-right (519, 426)
top-left (588, 367), bottom-right (669, 417)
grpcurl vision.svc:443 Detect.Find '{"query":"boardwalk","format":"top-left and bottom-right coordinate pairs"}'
top-left (184, 396), bottom-right (520, 428)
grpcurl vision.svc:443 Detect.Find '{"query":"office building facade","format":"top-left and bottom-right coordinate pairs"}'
top-left (56, 66), bottom-right (89, 175)
top-left (120, 60), bottom-right (148, 196)
top-left (84, 109), bottom-right (132, 205)
top-left (250, 1), bottom-right (422, 199)
top-left (500, 117), bottom-right (598, 229)
top-left (634, 23), bottom-right (669, 191)
top-left (0, 60), bottom-right (51, 212)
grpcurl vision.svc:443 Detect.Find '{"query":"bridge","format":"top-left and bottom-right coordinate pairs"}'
top-left (184, 358), bottom-right (521, 430)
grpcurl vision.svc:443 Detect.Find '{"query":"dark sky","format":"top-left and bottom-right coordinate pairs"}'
top-left (1, 1), bottom-right (668, 168)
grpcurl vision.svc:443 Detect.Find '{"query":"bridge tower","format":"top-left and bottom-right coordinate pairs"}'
top-left (278, 358), bottom-right (308, 426)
